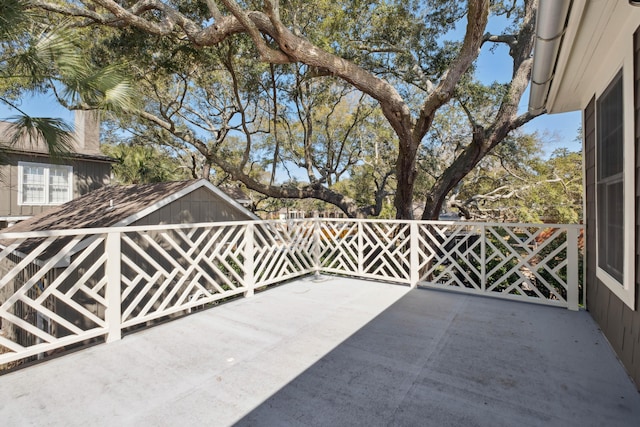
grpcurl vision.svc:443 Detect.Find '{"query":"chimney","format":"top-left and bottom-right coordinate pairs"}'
top-left (74, 110), bottom-right (101, 155)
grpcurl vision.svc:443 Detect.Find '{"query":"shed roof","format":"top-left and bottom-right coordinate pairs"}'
top-left (219, 185), bottom-right (251, 205)
top-left (1, 179), bottom-right (259, 261)
top-left (7, 179), bottom-right (258, 234)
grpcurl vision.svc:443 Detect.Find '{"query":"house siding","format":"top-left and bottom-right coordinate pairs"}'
top-left (0, 153), bottom-right (111, 219)
top-left (584, 26), bottom-right (640, 390)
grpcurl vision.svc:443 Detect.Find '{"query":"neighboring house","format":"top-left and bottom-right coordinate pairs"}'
top-left (273, 208), bottom-right (346, 220)
top-left (0, 111), bottom-right (112, 228)
top-left (0, 179), bottom-right (259, 360)
top-left (529, 1), bottom-right (640, 387)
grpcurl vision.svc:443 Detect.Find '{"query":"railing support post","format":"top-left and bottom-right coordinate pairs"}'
top-left (358, 221), bottom-right (364, 276)
top-left (244, 223), bottom-right (255, 297)
top-left (567, 227), bottom-right (579, 311)
top-left (313, 218), bottom-right (321, 278)
top-left (481, 225), bottom-right (486, 291)
top-left (410, 222), bottom-right (419, 288)
top-left (105, 231), bottom-right (122, 343)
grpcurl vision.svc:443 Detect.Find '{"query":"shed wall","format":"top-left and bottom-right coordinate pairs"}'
top-left (132, 186), bottom-right (253, 226)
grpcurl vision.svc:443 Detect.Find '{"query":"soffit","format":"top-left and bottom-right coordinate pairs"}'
top-left (547, 1), bottom-right (639, 113)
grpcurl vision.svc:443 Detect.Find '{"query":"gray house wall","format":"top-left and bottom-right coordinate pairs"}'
top-left (0, 152), bottom-right (111, 218)
top-left (584, 27), bottom-right (640, 389)
top-left (132, 186), bottom-right (254, 226)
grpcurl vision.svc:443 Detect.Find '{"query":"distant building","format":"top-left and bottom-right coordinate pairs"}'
top-left (0, 111), bottom-right (113, 228)
top-left (274, 208), bottom-right (346, 220)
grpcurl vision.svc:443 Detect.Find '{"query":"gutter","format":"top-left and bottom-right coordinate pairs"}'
top-left (4, 147), bottom-right (116, 163)
top-left (528, 0), bottom-right (572, 114)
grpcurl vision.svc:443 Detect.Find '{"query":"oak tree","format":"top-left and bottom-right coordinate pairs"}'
top-left (30, 0), bottom-right (542, 219)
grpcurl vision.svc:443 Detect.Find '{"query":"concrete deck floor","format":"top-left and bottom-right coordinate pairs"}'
top-left (1, 276), bottom-right (639, 426)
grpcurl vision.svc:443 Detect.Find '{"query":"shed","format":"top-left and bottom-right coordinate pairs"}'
top-left (0, 179), bottom-right (258, 363)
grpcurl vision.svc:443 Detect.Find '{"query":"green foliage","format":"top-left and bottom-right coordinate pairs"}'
top-left (454, 141), bottom-right (583, 224)
top-left (0, 0), bottom-right (136, 163)
top-left (102, 142), bottom-right (189, 184)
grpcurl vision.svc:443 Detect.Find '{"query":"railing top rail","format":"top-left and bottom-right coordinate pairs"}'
top-left (311, 217), bottom-right (584, 229)
top-left (0, 219), bottom-right (285, 239)
top-left (0, 218), bottom-right (583, 240)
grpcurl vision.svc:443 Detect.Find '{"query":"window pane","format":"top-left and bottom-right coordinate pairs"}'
top-left (597, 74), bottom-right (624, 179)
top-left (49, 167), bottom-right (71, 204)
top-left (596, 71), bottom-right (624, 283)
top-left (22, 166), bottom-right (45, 204)
top-left (606, 181), bottom-right (624, 281)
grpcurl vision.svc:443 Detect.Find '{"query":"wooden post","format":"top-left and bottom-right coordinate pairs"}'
top-left (358, 221), bottom-right (364, 276)
top-left (481, 225), bottom-right (486, 292)
top-left (410, 222), bottom-right (419, 288)
top-left (313, 219), bottom-right (321, 278)
top-left (105, 231), bottom-right (122, 343)
top-left (567, 227), bottom-right (579, 311)
top-left (244, 223), bottom-right (255, 297)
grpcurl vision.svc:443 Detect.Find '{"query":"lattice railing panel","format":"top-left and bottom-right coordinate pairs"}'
top-left (317, 220), bottom-right (359, 275)
top-left (484, 225), bottom-right (570, 303)
top-left (120, 224), bottom-right (248, 328)
top-left (253, 221), bottom-right (315, 286)
top-left (360, 222), bottom-right (411, 282)
top-left (0, 233), bottom-right (109, 368)
top-left (417, 222), bottom-right (580, 307)
top-left (416, 223), bottom-right (483, 289)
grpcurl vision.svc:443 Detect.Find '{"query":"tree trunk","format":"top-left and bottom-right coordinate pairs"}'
top-left (394, 134), bottom-right (419, 219)
top-left (422, 132), bottom-right (485, 220)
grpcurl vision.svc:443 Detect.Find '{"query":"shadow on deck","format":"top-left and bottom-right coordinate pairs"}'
top-left (1, 277), bottom-right (638, 426)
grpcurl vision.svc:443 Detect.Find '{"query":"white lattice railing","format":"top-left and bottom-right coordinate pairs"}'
top-left (317, 220), bottom-right (582, 310)
top-left (0, 219), bottom-right (581, 368)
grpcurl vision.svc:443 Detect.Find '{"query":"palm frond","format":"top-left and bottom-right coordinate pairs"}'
top-left (34, 28), bottom-right (85, 75)
top-left (65, 63), bottom-right (137, 112)
top-left (0, 0), bottom-right (29, 40)
top-left (4, 114), bottom-right (74, 159)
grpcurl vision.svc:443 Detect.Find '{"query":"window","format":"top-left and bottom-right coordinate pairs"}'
top-left (596, 71), bottom-right (624, 283)
top-left (18, 162), bottom-right (73, 205)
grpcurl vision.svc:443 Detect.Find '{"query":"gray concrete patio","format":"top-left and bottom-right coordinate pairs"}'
top-left (1, 276), bottom-right (639, 426)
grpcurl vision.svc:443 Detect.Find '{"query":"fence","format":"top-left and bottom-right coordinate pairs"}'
top-left (0, 219), bottom-right (582, 368)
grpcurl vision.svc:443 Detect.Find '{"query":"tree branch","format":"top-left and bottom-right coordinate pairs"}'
top-left (482, 33), bottom-right (517, 48)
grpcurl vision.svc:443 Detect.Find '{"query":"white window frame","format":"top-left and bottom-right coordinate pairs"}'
top-left (593, 45), bottom-right (636, 309)
top-left (17, 161), bottom-right (73, 206)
